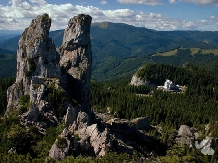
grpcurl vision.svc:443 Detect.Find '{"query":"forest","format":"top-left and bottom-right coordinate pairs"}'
top-left (91, 63), bottom-right (218, 132)
top-left (1, 63), bottom-right (218, 162)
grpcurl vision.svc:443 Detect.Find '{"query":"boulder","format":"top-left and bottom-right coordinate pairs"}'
top-left (178, 125), bottom-right (193, 137)
top-left (49, 128), bottom-right (71, 161)
top-left (176, 125), bottom-right (194, 145)
top-left (130, 117), bottom-right (150, 130)
top-left (65, 105), bottom-right (78, 126)
top-left (195, 137), bottom-right (215, 155)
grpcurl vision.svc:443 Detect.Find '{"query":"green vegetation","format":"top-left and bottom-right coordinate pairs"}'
top-left (18, 94), bottom-right (30, 114)
top-left (0, 77), bottom-right (15, 115)
top-left (24, 70), bottom-right (32, 77)
top-left (41, 13), bottom-right (50, 22)
top-left (0, 53), bottom-right (16, 78)
top-left (152, 48), bottom-right (218, 71)
top-left (46, 82), bottom-right (68, 118)
top-left (32, 84), bottom-right (41, 89)
top-left (2, 22), bottom-right (218, 80)
top-left (1, 63), bottom-right (218, 162)
top-left (91, 64), bottom-right (218, 136)
top-left (136, 63), bottom-right (191, 86)
top-left (27, 57), bottom-right (36, 72)
top-left (56, 136), bottom-right (68, 149)
top-left (154, 48), bottom-right (218, 56)
top-left (24, 57), bottom-right (36, 77)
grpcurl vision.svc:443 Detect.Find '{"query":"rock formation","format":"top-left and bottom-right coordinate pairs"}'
top-left (176, 125), bottom-right (217, 156)
top-left (5, 13), bottom-right (92, 131)
top-left (130, 74), bottom-right (148, 86)
top-left (58, 14), bottom-right (92, 114)
top-left (195, 137), bottom-right (215, 155)
top-left (7, 14), bottom-right (61, 113)
top-left (58, 14), bottom-right (93, 131)
top-left (49, 115), bottom-right (159, 161)
top-left (6, 13), bottom-right (163, 161)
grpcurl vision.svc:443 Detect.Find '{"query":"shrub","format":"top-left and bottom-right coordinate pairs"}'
top-left (27, 57), bottom-right (36, 72)
top-left (24, 70), bottom-right (32, 77)
top-left (56, 136), bottom-right (67, 149)
top-left (47, 83), bottom-right (68, 118)
top-left (18, 94), bottom-right (30, 114)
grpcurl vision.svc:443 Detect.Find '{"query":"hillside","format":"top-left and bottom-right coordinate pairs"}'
top-left (0, 35), bottom-right (20, 52)
top-left (1, 22), bottom-right (218, 80)
top-left (0, 48), bottom-right (16, 78)
top-left (0, 33), bottom-right (20, 44)
top-left (91, 63), bottom-right (218, 162)
top-left (153, 47), bottom-right (218, 56)
top-left (1, 15), bottom-right (218, 162)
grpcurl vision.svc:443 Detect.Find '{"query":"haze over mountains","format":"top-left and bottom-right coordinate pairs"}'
top-left (1, 22), bottom-right (218, 80)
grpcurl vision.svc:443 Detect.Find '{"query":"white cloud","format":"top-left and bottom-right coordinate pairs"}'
top-left (100, 0), bottom-right (107, 5)
top-left (29, 0), bottom-right (46, 5)
top-left (183, 0), bottom-right (218, 6)
top-left (209, 15), bottom-right (218, 27)
top-left (168, 0), bottom-right (218, 5)
top-left (117, 0), bottom-right (162, 5)
top-left (0, 0), bottom-right (217, 31)
top-left (170, 0), bottom-right (176, 4)
top-left (134, 11), bottom-right (213, 31)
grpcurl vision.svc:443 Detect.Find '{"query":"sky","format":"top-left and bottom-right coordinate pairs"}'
top-left (0, 0), bottom-right (218, 31)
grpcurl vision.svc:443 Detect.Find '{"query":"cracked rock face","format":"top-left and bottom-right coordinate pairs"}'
top-left (59, 14), bottom-right (92, 113)
top-left (5, 14), bottom-right (93, 132)
top-left (130, 75), bottom-right (149, 86)
top-left (17, 13), bottom-right (60, 82)
top-left (6, 14), bottom-right (61, 114)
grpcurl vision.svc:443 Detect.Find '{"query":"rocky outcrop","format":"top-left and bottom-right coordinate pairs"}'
top-left (75, 124), bottom-right (108, 156)
top-left (5, 13), bottom-right (165, 161)
top-left (58, 14), bottom-right (92, 114)
top-left (49, 115), bottom-right (160, 161)
top-left (130, 75), bottom-right (148, 86)
top-left (5, 14), bottom-right (62, 131)
top-left (6, 14), bottom-right (60, 114)
top-left (5, 14), bottom-right (92, 133)
top-left (176, 125), bottom-right (195, 146)
top-left (49, 128), bottom-right (71, 161)
top-left (176, 125), bottom-right (217, 156)
top-left (195, 137), bottom-right (216, 155)
top-left (130, 117), bottom-right (150, 130)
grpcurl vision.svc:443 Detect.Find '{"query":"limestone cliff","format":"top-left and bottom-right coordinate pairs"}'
top-left (5, 14), bottom-right (92, 131)
top-left (58, 14), bottom-right (92, 114)
top-left (7, 14), bottom-right (60, 114)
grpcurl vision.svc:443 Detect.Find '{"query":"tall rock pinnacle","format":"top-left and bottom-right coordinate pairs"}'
top-left (7, 14), bottom-right (60, 113)
top-left (16, 13), bottom-right (60, 81)
top-left (59, 14), bottom-right (92, 113)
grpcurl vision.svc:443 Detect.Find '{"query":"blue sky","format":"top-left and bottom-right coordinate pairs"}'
top-left (0, 0), bottom-right (218, 31)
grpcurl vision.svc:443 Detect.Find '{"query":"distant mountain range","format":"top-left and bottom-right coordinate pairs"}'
top-left (1, 22), bottom-right (218, 80)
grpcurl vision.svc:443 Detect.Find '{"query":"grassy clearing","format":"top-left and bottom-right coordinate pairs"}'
top-left (153, 48), bottom-right (218, 56)
top-left (153, 49), bottom-right (178, 56)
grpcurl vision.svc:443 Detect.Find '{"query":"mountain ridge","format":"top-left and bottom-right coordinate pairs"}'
top-left (1, 22), bottom-right (218, 80)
